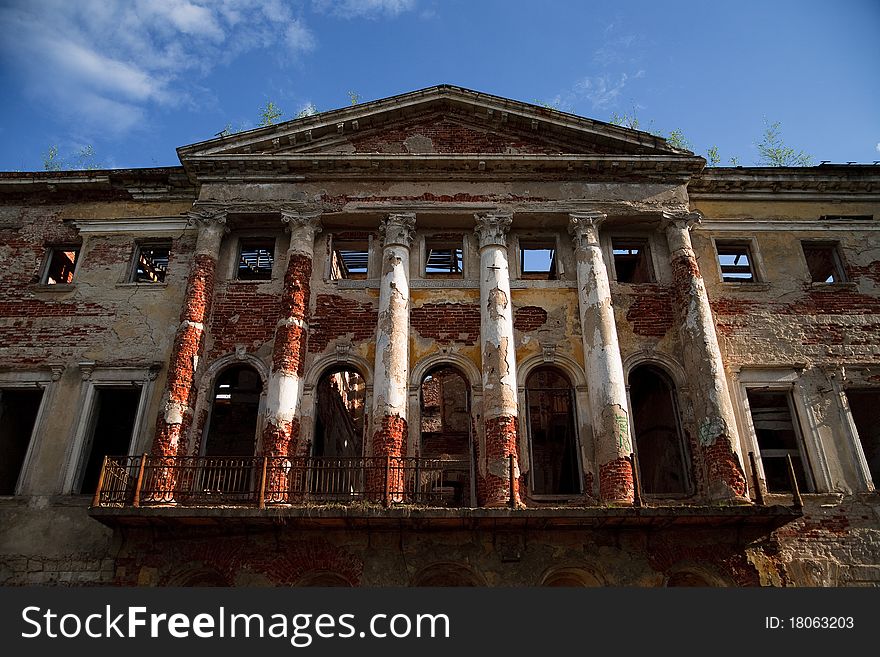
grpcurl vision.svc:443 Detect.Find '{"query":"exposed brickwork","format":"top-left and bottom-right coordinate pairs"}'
top-left (208, 286), bottom-right (281, 357)
top-left (703, 436), bottom-right (748, 498)
top-left (622, 285), bottom-right (675, 337)
top-left (368, 415), bottom-right (408, 503)
top-left (482, 415), bottom-right (521, 507)
top-left (309, 294), bottom-right (377, 353)
top-left (411, 302), bottom-right (480, 345)
top-left (513, 305), bottom-right (548, 332)
top-left (646, 537), bottom-right (761, 587)
top-left (599, 457), bottom-right (634, 503)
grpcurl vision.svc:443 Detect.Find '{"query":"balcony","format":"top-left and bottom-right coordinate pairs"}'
top-left (88, 453), bottom-right (802, 531)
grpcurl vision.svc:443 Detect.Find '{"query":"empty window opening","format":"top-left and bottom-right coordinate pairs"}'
top-left (520, 242), bottom-right (558, 280)
top-left (526, 367), bottom-right (580, 495)
top-left (716, 242), bottom-right (755, 282)
top-left (313, 368), bottom-right (366, 498)
top-left (629, 365), bottom-right (690, 495)
top-left (802, 242), bottom-right (846, 283)
top-left (746, 389), bottom-right (811, 493)
top-left (0, 389), bottom-right (44, 494)
top-left (420, 366), bottom-right (474, 506)
top-left (43, 247), bottom-right (79, 284)
top-left (846, 389), bottom-right (880, 485)
top-left (133, 243), bottom-right (170, 283)
top-left (78, 387), bottom-right (141, 494)
top-left (331, 240), bottom-right (369, 280)
top-left (612, 239), bottom-right (653, 283)
top-left (204, 365), bottom-right (262, 457)
top-left (237, 239), bottom-right (274, 280)
top-left (425, 242), bottom-right (463, 277)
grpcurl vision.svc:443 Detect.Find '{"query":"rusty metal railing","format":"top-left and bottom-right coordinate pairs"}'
top-left (92, 455), bottom-right (474, 509)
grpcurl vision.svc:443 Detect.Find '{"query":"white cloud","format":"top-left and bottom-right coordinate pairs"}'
top-left (313, 0), bottom-right (417, 19)
top-left (876, 142), bottom-right (880, 153)
top-left (0, 0), bottom-right (316, 135)
top-left (574, 73), bottom-right (632, 110)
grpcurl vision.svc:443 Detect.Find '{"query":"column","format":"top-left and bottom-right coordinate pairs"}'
top-left (370, 213), bottom-right (415, 501)
top-left (662, 211), bottom-right (747, 501)
top-left (474, 212), bottom-right (521, 507)
top-left (569, 212), bottom-right (634, 504)
top-left (261, 209), bottom-right (321, 501)
top-left (151, 207), bottom-right (226, 499)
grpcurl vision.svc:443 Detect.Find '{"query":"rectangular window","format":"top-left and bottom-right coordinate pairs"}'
top-left (237, 239), bottom-right (274, 280)
top-left (425, 240), bottom-right (463, 277)
top-left (43, 247), bottom-right (79, 284)
top-left (802, 242), bottom-right (846, 283)
top-left (716, 242), bottom-right (756, 282)
top-left (0, 389), bottom-right (44, 494)
top-left (78, 387), bottom-right (142, 494)
top-left (331, 240), bottom-right (369, 280)
top-left (846, 389), bottom-right (880, 485)
top-left (132, 242), bottom-right (171, 283)
top-left (612, 238), bottom-right (653, 283)
top-left (520, 241), bottom-right (557, 280)
top-left (746, 389), bottom-right (811, 493)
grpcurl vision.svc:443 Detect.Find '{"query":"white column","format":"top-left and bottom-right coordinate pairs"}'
top-left (569, 212), bottom-right (634, 503)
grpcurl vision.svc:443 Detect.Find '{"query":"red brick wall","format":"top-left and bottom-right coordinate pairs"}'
top-left (308, 294), bottom-right (377, 353)
top-left (208, 286), bottom-right (281, 357)
top-left (622, 285), bottom-right (675, 337)
top-left (411, 303), bottom-right (480, 345)
top-left (513, 305), bottom-right (548, 332)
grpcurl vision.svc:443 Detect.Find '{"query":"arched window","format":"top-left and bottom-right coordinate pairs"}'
top-left (314, 367), bottom-right (366, 459)
top-left (525, 367), bottom-right (581, 495)
top-left (541, 568), bottom-right (602, 587)
top-left (204, 364), bottom-right (262, 457)
top-left (419, 366), bottom-right (474, 506)
top-left (629, 364), bottom-right (690, 495)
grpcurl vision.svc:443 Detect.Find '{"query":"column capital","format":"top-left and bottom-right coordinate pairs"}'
top-left (281, 209), bottom-right (322, 241)
top-left (568, 211), bottom-right (606, 250)
top-left (379, 213), bottom-right (416, 249)
top-left (660, 210), bottom-right (703, 232)
top-left (474, 212), bottom-right (512, 249)
top-left (187, 206), bottom-right (228, 229)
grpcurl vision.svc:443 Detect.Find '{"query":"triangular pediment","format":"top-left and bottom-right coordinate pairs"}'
top-left (178, 85), bottom-right (687, 162)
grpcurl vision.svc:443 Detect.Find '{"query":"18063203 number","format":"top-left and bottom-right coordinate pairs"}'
top-left (790, 617), bottom-right (854, 629)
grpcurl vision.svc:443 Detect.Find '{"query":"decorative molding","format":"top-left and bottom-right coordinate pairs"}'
top-left (73, 217), bottom-right (193, 234)
top-left (474, 212), bottom-right (512, 248)
top-left (568, 211), bottom-right (606, 250)
top-left (281, 209), bottom-right (323, 241)
top-left (379, 213), bottom-right (416, 248)
top-left (660, 210), bottom-right (703, 232)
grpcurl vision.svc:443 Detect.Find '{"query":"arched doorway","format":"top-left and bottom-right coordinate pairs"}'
top-left (419, 366), bottom-right (474, 506)
top-left (525, 367), bottom-right (581, 495)
top-left (312, 367), bottom-right (366, 498)
top-left (204, 364), bottom-right (263, 457)
top-left (629, 364), bottom-right (691, 496)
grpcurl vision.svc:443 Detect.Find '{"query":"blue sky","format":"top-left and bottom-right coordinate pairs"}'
top-left (0, 0), bottom-right (877, 171)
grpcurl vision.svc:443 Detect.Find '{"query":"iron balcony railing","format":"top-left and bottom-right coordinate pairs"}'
top-left (92, 454), bottom-right (476, 509)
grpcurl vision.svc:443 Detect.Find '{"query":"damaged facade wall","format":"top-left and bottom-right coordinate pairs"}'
top-left (1, 89), bottom-right (879, 586)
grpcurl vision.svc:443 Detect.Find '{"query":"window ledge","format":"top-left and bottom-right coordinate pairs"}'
top-left (29, 283), bottom-right (76, 293)
top-left (718, 281), bottom-right (771, 291)
top-left (115, 282), bottom-right (168, 289)
top-left (809, 281), bottom-right (857, 291)
top-left (227, 278), bottom-right (277, 285)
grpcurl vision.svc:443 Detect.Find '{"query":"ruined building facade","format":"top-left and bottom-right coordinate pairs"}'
top-left (1, 86), bottom-right (878, 586)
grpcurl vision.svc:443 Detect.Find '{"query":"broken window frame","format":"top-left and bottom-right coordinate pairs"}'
top-left (0, 372), bottom-right (55, 495)
top-left (423, 238), bottom-right (465, 278)
top-left (62, 367), bottom-right (155, 494)
top-left (610, 237), bottom-right (655, 284)
top-left (236, 237), bottom-right (276, 281)
top-left (518, 238), bottom-right (559, 280)
top-left (41, 245), bottom-right (80, 285)
top-left (329, 235), bottom-right (371, 281)
top-left (842, 387), bottom-right (880, 491)
top-left (801, 241), bottom-right (847, 284)
top-left (130, 240), bottom-right (172, 284)
top-left (714, 240), bottom-right (759, 283)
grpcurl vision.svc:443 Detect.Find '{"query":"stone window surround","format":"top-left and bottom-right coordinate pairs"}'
top-left (511, 232), bottom-right (565, 281)
top-left (39, 244), bottom-right (82, 286)
top-left (709, 235), bottom-right (767, 285)
top-left (223, 231), bottom-right (283, 283)
top-left (419, 233), bottom-right (469, 279)
top-left (601, 231), bottom-right (661, 285)
top-left (827, 365), bottom-right (880, 493)
top-left (0, 367), bottom-right (62, 495)
top-left (730, 367), bottom-right (832, 496)
top-left (61, 364), bottom-right (158, 494)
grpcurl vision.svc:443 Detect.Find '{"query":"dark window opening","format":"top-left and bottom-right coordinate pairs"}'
top-left (0, 389), bottom-right (43, 494)
top-left (520, 242), bottom-right (557, 280)
top-left (204, 365), bottom-right (262, 457)
top-left (425, 242), bottom-right (463, 277)
top-left (629, 365), bottom-right (690, 495)
top-left (237, 239), bottom-right (274, 280)
top-left (716, 242), bottom-right (755, 282)
top-left (802, 242), bottom-right (846, 283)
top-left (313, 368), bottom-right (366, 498)
top-left (746, 389), bottom-right (811, 493)
top-left (133, 243), bottom-right (170, 283)
top-left (44, 247), bottom-right (79, 284)
top-left (331, 241), bottom-right (369, 280)
top-left (846, 389), bottom-right (880, 485)
top-left (79, 387), bottom-right (141, 494)
top-left (612, 238), bottom-right (653, 283)
top-left (420, 367), bottom-right (474, 507)
top-left (526, 367), bottom-right (580, 495)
